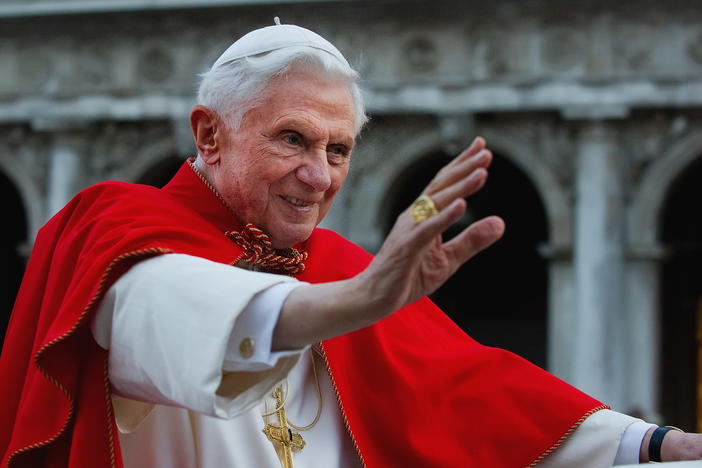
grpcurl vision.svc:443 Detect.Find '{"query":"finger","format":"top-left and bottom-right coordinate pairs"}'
top-left (450, 136), bottom-right (486, 166)
top-left (443, 216), bottom-right (505, 264)
top-left (430, 167), bottom-right (488, 211)
top-left (410, 198), bottom-right (468, 246)
top-left (425, 137), bottom-right (485, 186)
top-left (425, 149), bottom-right (492, 197)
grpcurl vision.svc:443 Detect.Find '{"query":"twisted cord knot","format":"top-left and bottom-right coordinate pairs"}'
top-left (226, 223), bottom-right (308, 275)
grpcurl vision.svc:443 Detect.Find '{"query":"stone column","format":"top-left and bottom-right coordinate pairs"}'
top-left (46, 133), bottom-right (85, 219)
top-left (545, 247), bottom-right (576, 382)
top-left (572, 123), bottom-right (626, 407)
top-left (623, 248), bottom-right (664, 419)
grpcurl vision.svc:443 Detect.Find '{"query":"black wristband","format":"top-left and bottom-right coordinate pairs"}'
top-left (649, 426), bottom-right (675, 462)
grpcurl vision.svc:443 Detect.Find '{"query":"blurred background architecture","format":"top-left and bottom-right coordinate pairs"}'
top-left (1, 0), bottom-right (700, 431)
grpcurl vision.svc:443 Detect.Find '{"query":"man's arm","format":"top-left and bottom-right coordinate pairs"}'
top-left (93, 254), bottom-right (307, 419)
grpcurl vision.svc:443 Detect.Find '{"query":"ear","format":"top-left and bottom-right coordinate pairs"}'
top-left (190, 105), bottom-right (222, 165)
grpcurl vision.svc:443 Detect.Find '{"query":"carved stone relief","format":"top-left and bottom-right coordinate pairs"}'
top-left (138, 45), bottom-right (174, 84)
top-left (90, 122), bottom-right (147, 178)
top-left (77, 43), bottom-right (113, 91)
top-left (16, 45), bottom-right (52, 93)
top-left (404, 36), bottom-right (439, 74)
top-left (89, 121), bottom-right (178, 183)
top-left (687, 30), bottom-right (702, 66)
top-left (325, 31), bottom-right (371, 76)
top-left (2, 3), bottom-right (702, 104)
top-left (471, 27), bottom-right (533, 80)
top-left (0, 125), bottom-right (50, 185)
top-left (623, 111), bottom-right (702, 187)
top-left (532, 119), bottom-right (576, 189)
top-left (612, 23), bottom-right (658, 75)
top-left (540, 28), bottom-right (585, 75)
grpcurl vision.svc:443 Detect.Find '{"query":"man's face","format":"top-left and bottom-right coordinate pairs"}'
top-left (212, 72), bottom-right (356, 249)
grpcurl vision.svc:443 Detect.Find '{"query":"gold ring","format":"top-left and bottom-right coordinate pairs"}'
top-left (410, 195), bottom-right (439, 224)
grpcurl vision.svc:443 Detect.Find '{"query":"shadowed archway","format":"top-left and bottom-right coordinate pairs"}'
top-left (1, 170), bottom-right (28, 349)
top-left (660, 155), bottom-right (702, 432)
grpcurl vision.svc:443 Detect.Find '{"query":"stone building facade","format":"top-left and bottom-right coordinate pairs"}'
top-left (1, 0), bottom-right (700, 431)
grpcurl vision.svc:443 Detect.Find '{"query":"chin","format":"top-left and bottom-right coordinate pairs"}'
top-left (270, 226), bottom-right (315, 249)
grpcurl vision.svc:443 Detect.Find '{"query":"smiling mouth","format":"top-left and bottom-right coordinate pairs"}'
top-left (281, 196), bottom-right (314, 207)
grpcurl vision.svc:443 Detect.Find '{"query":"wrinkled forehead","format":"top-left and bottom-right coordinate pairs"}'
top-left (252, 72), bottom-right (357, 136)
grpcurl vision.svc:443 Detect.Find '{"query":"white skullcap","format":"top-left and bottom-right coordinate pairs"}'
top-left (211, 17), bottom-right (350, 70)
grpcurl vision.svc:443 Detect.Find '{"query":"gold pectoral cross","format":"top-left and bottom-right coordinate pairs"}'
top-left (262, 386), bottom-right (306, 468)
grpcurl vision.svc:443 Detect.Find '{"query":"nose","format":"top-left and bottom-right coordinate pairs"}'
top-left (296, 149), bottom-right (331, 192)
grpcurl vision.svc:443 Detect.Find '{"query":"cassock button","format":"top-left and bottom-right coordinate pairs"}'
top-left (239, 337), bottom-right (255, 358)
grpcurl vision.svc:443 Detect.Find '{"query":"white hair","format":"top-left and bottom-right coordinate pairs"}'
top-left (197, 46), bottom-right (368, 135)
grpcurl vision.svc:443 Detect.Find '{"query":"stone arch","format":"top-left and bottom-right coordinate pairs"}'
top-left (479, 128), bottom-right (572, 246)
top-left (119, 138), bottom-right (183, 185)
top-left (0, 158), bottom-right (43, 241)
top-left (629, 131), bottom-right (702, 245)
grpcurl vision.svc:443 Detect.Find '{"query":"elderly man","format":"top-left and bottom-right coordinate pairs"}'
top-left (1, 20), bottom-right (701, 468)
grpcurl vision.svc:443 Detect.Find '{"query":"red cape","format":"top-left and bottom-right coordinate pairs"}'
top-left (1, 162), bottom-right (605, 468)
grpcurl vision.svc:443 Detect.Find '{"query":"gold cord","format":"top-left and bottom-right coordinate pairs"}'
top-left (260, 349), bottom-right (323, 431)
top-left (288, 349), bottom-right (323, 431)
top-left (261, 379), bottom-right (290, 417)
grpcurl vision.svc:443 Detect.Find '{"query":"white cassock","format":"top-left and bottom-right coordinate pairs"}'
top-left (91, 254), bottom-right (655, 467)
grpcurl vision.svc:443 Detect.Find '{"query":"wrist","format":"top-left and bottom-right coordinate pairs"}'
top-left (640, 425), bottom-right (685, 462)
top-left (355, 261), bottom-right (412, 318)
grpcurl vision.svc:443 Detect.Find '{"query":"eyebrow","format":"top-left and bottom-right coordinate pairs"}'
top-left (274, 116), bottom-right (355, 148)
top-left (329, 134), bottom-right (355, 149)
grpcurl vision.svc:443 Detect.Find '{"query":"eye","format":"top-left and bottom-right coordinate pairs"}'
top-left (282, 132), bottom-right (303, 146)
top-left (327, 145), bottom-right (349, 156)
top-left (327, 145), bottom-right (350, 165)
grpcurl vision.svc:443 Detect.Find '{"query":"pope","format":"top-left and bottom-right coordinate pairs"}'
top-left (1, 18), bottom-right (701, 468)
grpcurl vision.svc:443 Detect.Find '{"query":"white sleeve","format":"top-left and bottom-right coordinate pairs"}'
top-left (91, 253), bottom-right (307, 420)
top-left (223, 280), bottom-right (306, 372)
top-left (536, 409), bottom-right (652, 467)
top-left (614, 420), bottom-right (656, 465)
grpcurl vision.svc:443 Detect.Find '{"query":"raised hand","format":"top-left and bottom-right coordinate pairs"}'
top-left (358, 136), bottom-right (505, 315)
